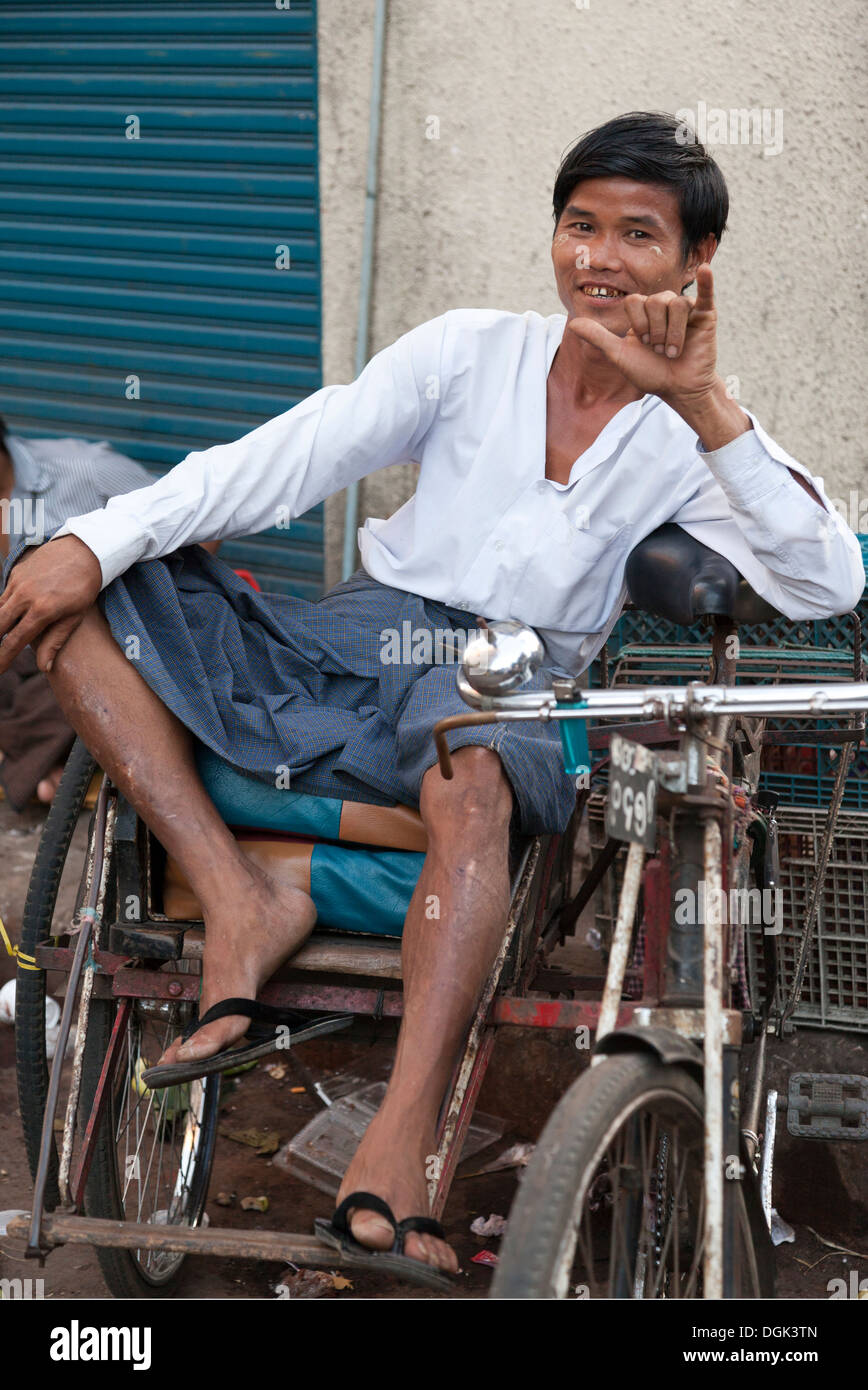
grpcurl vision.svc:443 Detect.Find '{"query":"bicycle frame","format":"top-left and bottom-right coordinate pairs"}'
top-left (434, 674), bottom-right (868, 1296)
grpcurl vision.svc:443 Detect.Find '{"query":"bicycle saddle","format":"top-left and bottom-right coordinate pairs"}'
top-left (625, 523), bottom-right (781, 626)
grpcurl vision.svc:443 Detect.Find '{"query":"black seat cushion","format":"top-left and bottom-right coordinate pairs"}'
top-left (625, 524), bottom-right (781, 626)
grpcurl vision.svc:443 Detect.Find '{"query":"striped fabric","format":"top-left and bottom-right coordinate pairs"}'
top-left (4, 434), bottom-right (152, 551)
top-left (98, 546), bottom-right (579, 836)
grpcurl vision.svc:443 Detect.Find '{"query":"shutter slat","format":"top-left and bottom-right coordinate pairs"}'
top-left (3, 1), bottom-right (323, 597)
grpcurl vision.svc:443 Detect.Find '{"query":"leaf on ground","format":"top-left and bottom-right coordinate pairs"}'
top-left (240, 1195), bottom-right (269, 1213)
top-left (329, 1272), bottom-right (353, 1290)
top-left (222, 1127), bottom-right (280, 1155)
top-left (276, 1269), bottom-right (334, 1299)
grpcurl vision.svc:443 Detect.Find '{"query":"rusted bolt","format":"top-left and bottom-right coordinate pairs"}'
top-left (167, 982), bottom-right (182, 997)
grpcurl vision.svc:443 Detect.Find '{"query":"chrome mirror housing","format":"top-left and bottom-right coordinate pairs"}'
top-left (461, 619), bottom-right (545, 695)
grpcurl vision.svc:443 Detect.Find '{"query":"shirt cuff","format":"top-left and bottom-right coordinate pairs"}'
top-left (694, 422), bottom-right (784, 508)
top-left (52, 512), bottom-right (149, 590)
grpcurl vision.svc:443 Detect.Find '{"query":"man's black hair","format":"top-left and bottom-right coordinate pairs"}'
top-left (552, 111), bottom-right (728, 259)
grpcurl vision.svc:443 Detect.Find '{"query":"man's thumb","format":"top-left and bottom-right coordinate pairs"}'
top-left (566, 317), bottom-right (621, 359)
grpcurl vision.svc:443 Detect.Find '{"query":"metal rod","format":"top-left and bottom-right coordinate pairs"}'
top-left (741, 1019), bottom-right (769, 1167)
top-left (341, 0), bottom-right (389, 579)
top-left (453, 674), bottom-right (868, 718)
top-left (27, 777), bottom-right (111, 1258)
top-left (760, 1089), bottom-right (778, 1231)
top-left (71, 998), bottom-right (132, 1208)
top-left (702, 818), bottom-right (724, 1301)
top-left (593, 840), bottom-right (645, 1057)
top-left (433, 711), bottom-right (504, 779)
top-left (779, 728), bottom-right (857, 1031)
top-left (59, 797), bottom-right (115, 1203)
top-left (552, 836), bottom-right (620, 943)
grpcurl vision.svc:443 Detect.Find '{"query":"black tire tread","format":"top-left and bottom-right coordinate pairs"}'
top-left (492, 1052), bottom-right (773, 1300)
top-left (15, 739), bottom-right (97, 1204)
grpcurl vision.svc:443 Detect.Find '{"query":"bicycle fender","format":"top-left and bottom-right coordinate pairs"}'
top-left (594, 1025), bottom-right (704, 1079)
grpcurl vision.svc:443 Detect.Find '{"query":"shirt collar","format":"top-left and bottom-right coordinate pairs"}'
top-left (545, 317), bottom-right (657, 487)
top-left (6, 435), bottom-right (50, 494)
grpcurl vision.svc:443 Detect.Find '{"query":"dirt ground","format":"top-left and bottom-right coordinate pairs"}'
top-left (1, 792), bottom-right (866, 1301)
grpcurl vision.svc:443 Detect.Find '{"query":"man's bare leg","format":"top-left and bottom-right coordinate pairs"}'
top-left (335, 745), bottom-right (515, 1272)
top-left (44, 606), bottom-right (318, 1063)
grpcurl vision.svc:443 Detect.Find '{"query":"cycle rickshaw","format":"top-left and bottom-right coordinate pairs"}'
top-left (9, 524), bottom-right (868, 1298)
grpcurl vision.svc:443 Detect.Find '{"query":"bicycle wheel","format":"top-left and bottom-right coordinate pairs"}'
top-left (492, 1052), bottom-right (774, 1299)
top-left (15, 737), bottom-right (97, 1206)
top-left (80, 968), bottom-right (222, 1298)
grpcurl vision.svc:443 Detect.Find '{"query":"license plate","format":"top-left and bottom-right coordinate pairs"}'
top-left (605, 735), bottom-right (659, 850)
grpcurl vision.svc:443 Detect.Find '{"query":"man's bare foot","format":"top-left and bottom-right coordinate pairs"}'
top-left (156, 860), bottom-right (317, 1068)
top-left (36, 764), bottom-right (65, 803)
top-left (335, 1106), bottom-right (458, 1273)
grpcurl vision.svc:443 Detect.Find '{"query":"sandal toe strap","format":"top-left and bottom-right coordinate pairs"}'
top-left (331, 1191), bottom-right (397, 1239)
top-left (393, 1215), bottom-right (446, 1253)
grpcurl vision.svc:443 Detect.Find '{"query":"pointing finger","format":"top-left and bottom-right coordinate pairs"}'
top-left (694, 263), bottom-right (715, 313)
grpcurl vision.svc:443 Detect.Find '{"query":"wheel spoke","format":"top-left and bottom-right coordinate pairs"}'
top-left (94, 982), bottom-right (215, 1286)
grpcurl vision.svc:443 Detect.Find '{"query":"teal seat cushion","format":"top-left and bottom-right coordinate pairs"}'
top-left (196, 745), bottom-right (344, 839)
top-left (309, 842), bottom-right (425, 937)
top-left (198, 748), bottom-right (425, 937)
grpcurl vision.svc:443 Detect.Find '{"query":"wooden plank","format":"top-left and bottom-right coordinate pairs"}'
top-left (181, 927), bottom-right (403, 978)
top-left (6, 1213), bottom-right (351, 1268)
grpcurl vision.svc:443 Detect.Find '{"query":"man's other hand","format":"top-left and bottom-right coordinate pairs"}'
top-left (0, 536), bottom-right (103, 675)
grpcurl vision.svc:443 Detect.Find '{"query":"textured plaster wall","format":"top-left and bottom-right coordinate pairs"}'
top-left (317, 0), bottom-right (868, 590)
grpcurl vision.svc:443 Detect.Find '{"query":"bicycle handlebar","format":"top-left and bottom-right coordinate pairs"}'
top-left (455, 672), bottom-right (868, 720)
top-left (433, 676), bottom-right (868, 779)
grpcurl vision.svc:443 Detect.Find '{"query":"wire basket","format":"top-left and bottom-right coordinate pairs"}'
top-left (587, 794), bottom-right (868, 1033)
top-left (746, 807), bottom-right (868, 1033)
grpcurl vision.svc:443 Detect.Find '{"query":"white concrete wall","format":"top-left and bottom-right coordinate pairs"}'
top-left (317, 0), bottom-right (868, 589)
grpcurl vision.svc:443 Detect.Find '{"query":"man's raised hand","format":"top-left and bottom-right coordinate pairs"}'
top-left (568, 263), bottom-right (721, 409)
top-left (0, 537), bottom-right (103, 675)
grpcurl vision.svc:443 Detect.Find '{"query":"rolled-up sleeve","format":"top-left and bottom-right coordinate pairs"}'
top-left (49, 314), bottom-right (449, 590)
top-left (669, 413), bottom-right (865, 618)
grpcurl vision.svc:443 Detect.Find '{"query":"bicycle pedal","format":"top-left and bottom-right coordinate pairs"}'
top-left (786, 1073), bottom-right (868, 1141)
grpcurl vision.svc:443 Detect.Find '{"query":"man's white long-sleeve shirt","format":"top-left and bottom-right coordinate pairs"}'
top-left (52, 308), bottom-right (865, 674)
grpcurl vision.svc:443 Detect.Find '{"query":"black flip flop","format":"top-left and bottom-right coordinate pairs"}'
top-left (141, 997), bottom-right (353, 1088)
top-left (314, 1190), bottom-right (456, 1292)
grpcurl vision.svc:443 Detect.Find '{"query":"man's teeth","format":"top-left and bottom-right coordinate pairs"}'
top-left (583, 286), bottom-right (624, 298)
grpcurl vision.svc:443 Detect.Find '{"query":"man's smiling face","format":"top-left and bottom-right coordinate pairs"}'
top-left (551, 176), bottom-right (713, 336)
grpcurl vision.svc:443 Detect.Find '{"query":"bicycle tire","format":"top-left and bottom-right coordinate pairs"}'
top-left (492, 1051), bottom-right (775, 1300)
top-left (15, 738), bottom-right (97, 1207)
top-left (79, 990), bottom-right (222, 1298)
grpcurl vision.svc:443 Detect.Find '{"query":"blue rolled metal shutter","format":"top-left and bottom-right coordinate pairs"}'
top-left (1, 0), bottom-right (323, 598)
